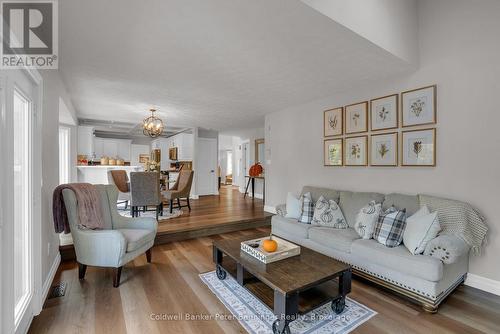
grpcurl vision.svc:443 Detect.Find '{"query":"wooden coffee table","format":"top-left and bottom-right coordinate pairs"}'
top-left (212, 234), bottom-right (352, 334)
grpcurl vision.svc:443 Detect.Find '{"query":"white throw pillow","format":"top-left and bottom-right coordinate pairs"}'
top-left (354, 201), bottom-right (382, 239)
top-left (312, 195), bottom-right (347, 228)
top-left (404, 205), bottom-right (441, 255)
top-left (284, 192), bottom-right (301, 219)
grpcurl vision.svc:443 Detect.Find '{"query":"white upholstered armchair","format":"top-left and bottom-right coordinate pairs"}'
top-left (62, 184), bottom-right (157, 287)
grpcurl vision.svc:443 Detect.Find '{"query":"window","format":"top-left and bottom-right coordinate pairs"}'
top-left (13, 88), bottom-right (32, 325)
top-left (59, 126), bottom-right (70, 184)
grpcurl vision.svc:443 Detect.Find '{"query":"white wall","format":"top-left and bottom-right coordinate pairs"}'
top-left (130, 144), bottom-right (150, 166)
top-left (40, 70), bottom-right (76, 299)
top-left (301, 0), bottom-right (418, 65)
top-left (265, 0), bottom-right (500, 281)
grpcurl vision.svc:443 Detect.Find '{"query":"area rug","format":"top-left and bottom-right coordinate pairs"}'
top-left (118, 205), bottom-right (183, 220)
top-left (200, 271), bottom-right (376, 334)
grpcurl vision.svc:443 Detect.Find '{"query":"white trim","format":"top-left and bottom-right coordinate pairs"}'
top-left (37, 253), bottom-right (61, 314)
top-left (465, 273), bottom-right (500, 296)
top-left (264, 205), bottom-right (276, 214)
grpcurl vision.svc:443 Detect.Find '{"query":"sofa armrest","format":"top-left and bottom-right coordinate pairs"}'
top-left (73, 229), bottom-right (127, 267)
top-left (424, 235), bottom-right (469, 264)
top-left (275, 203), bottom-right (287, 217)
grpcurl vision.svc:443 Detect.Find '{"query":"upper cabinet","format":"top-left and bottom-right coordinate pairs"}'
top-left (150, 132), bottom-right (193, 168)
top-left (94, 137), bottom-right (132, 161)
top-left (77, 126), bottom-right (94, 156)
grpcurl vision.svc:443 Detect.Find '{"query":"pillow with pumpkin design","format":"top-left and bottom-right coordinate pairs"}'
top-left (311, 196), bottom-right (348, 229)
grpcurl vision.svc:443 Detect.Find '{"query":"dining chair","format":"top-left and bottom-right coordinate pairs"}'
top-left (107, 170), bottom-right (131, 209)
top-left (129, 172), bottom-right (162, 219)
top-left (62, 184), bottom-right (157, 287)
top-left (162, 170), bottom-right (194, 213)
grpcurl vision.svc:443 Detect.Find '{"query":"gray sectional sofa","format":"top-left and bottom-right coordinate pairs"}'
top-left (272, 186), bottom-right (471, 312)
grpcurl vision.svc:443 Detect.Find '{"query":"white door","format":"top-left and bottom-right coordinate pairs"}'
top-left (197, 138), bottom-right (217, 195)
top-left (1, 68), bottom-right (42, 334)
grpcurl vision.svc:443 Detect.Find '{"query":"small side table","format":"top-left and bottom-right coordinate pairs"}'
top-left (244, 175), bottom-right (265, 203)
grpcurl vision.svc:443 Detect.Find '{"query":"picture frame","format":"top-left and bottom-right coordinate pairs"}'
top-left (139, 154), bottom-right (150, 163)
top-left (401, 128), bottom-right (436, 166)
top-left (324, 138), bottom-right (343, 166)
top-left (370, 94), bottom-right (398, 131)
top-left (324, 107), bottom-right (343, 137)
top-left (344, 101), bottom-right (368, 134)
top-left (370, 132), bottom-right (398, 166)
top-left (401, 85), bottom-right (437, 127)
top-left (345, 135), bottom-right (368, 166)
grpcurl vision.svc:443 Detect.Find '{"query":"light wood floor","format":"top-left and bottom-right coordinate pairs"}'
top-left (30, 228), bottom-right (500, 334)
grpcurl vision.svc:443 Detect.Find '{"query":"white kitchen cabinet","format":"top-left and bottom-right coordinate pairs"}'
top-left (93, 137), bottom-right (131, 161)
top-left (77, 126), bottom-right (94, 156)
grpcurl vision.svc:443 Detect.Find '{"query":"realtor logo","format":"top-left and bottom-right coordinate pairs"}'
top-left (1, 0), bottom-right (58, 68)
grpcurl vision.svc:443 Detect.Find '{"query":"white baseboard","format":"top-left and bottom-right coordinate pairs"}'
top-left (264, 205), bottom-right (276, 214)
top-left (465, 273), bottom-right (500, 296)
top-left (38, 253), bottom-right (61, 314)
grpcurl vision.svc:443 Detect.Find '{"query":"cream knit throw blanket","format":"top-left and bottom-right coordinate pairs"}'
top-left (419, 195), bottom-right (487, 254)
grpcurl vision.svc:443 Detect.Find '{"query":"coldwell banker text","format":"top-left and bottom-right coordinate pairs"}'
top-left (1, 0), bottom-right (58, 69)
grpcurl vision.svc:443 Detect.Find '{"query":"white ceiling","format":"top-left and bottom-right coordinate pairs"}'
top-left (60, 0), bottom-right (414, 131)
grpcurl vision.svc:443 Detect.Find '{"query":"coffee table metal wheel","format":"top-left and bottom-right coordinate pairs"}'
top-left (216, 264), bottom-right (226, 280)
top-left (272, 320), bottom-right (291, 334)
top-left (332, 297), bottom-right (346, 314)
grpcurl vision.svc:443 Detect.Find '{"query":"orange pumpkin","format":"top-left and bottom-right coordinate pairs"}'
top-left (249, 163), bottom-right (263, 177)
top-left (262, 235), bottom-right (278, 253)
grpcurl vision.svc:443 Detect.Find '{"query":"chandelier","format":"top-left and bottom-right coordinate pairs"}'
top-left (142, 108), bottom-right (164, 138)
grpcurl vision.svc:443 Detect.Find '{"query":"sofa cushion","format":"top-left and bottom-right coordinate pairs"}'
top-left (383, 193), bottom-right (420, 216)
top-left (339, 191), bottom-right (385, 227)
top-left (351, 239), bottom-right (443, 282)
top-left (119, 228), bottom-right (155, 252)
top-left (308, 227), bottom-right (360, 253)
top-left (373, 208), bottom-right (407, 247)
top-left (298, 192), bottom-right (314, 224)
top-left (272, 215), bottom-right (312, 239)
top-left (312, 196), bottom-right (348, 228)
top-left (301, 186), bottom-right (340, 203)
top-left (285, 192), bottom-right (301, 219)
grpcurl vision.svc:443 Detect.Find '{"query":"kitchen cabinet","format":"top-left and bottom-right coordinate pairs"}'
top-left (94, 137), bottom-right (132, 161)
top-left (77, 126), bottom-right (94, 156)
top-left (150, 132), bottom-right (193, 170)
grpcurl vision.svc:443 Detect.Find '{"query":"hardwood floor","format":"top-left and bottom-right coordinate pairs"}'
top-left (31, 228), bottom-right (500, 334)
top-left (155, 185), bottom-right (272, 243)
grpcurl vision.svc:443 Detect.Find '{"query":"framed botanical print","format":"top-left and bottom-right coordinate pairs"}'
top-left (402, 128), bottom-right (436, 166)
top-left (370, 132), bottom-right (398, 166)
top-left (345, 136), bottom-right (368, 166)
top-left (324, 107), bottom-right (343, 137)
top-left (370, 94), bottom-right (398, 131)
top-left (324, 138), bottom-right (343, 166)
top-left (345, 101), bottom-right (368, 134)
top-left (401, 85), bottom-right (437, 127)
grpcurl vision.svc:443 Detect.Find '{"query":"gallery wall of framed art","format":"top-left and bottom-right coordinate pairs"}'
top-left (323, 85), bottom-right (437, 167)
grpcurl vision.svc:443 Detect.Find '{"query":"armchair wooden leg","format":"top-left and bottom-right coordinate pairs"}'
top-left (177, 198), bottom-right (181, 209)
top-left (113, 267), bottom-right (123, 288)
top-left (78, 263), bottom-right (87, 280)
top-left (130, 205), bottom-right (134, 217)
top-left (187, 197), bottom-right (191, 211)
top-left (170, 199), bottom-right (173, 214)
top-left (146, 248), bottom-right (152, 263)
top-left (124, 201), bottom-right (128, 210)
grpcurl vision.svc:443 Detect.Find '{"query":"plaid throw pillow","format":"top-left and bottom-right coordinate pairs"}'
top-left (373, 207), bottom-right (407, 247)
top-left (298, 192), bottom-right (314, 224)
